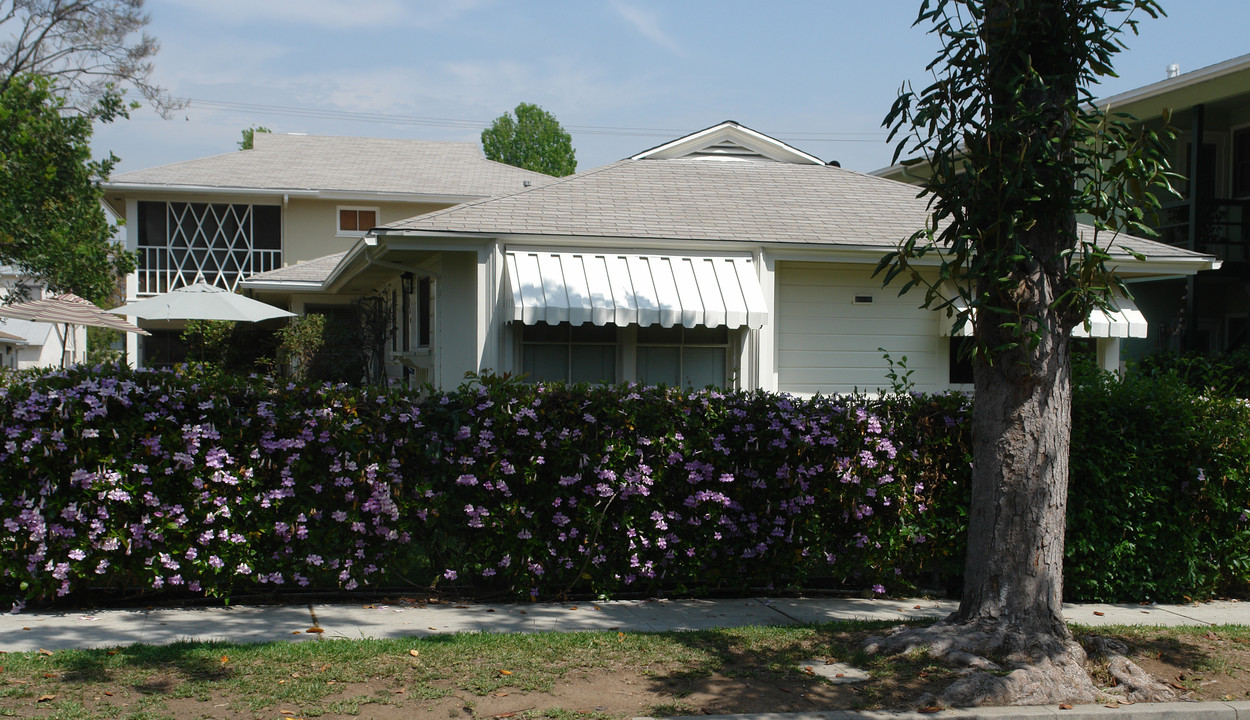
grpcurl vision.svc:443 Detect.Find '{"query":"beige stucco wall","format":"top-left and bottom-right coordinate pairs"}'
top-left (282, 199), bottom-right (450, 264)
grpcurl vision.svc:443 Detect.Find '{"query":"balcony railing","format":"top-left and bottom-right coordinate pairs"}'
top-left (1153, 198), bottom-right (1250, 263)
top-left (137, 247), bottom-right (282, 295)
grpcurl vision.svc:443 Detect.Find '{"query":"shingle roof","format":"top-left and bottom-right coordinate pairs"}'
top-left (382, 158), bottom-right (1209, 262)
top-left (107, 134), bottom-right (554, 198)
top-left (245, 253), bottom-right (346, 284)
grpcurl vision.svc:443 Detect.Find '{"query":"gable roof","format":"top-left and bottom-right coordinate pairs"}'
top-left (105, 133), bottom-right (555, 201)
top-left (379, 156), bottom-right (1211, 268)
top-left (631, 120), bottom-right (826, 164)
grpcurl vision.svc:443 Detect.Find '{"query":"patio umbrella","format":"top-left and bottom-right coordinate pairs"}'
top-left (0, 293), bottom-right (150, 367)
top-left (108, 282), bottom-right (295, 322)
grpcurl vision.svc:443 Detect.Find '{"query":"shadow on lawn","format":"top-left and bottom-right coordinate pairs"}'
top-left (635, 621), bottom-right (954, 714)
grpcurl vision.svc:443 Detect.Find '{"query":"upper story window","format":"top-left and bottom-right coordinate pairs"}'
top-left (1233, 128), bottom-right (1250, 199)
top-left (136, 201), bottom-right (281, 294)
top-left (338, 207), bottom-right (378, 237)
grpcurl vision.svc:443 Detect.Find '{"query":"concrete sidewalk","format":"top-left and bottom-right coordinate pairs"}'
top-left (0, 596), bottom-right (1246, 653)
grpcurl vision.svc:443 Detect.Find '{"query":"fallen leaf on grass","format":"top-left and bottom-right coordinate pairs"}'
top-left (280, 711), bottom-right (296, 716)
top-left (103, 691), bottom-right (112, 697)
top-left (617, 632), bottom-right (625, 642)
top-left (408, 649), bottom-right (420, 658)
top-left (219, 655), bottom-right (229, 664)
top-left (305, 627), bottom-right (324, 634)
top-left (38, 649), bottom-right (52, 656)
top-left (106, 650), bottom-right (119, 655)
top-left (36, 694), bottom-right (55, 703)
top-left (1205, 631), bottom-right (1219, 641)
top-left (499, 669), bottom-right (512, 676)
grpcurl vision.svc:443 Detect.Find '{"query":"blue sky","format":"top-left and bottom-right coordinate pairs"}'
top-left (92, 0), bottom-right (1250, 176)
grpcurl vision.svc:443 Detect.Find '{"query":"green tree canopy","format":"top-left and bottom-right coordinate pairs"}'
top-left (238, 125), bottom-right (271, 151)
top-left (0, 74), bottom-right (135, 304)
top-left (481, 102), bottom-right (576, 177)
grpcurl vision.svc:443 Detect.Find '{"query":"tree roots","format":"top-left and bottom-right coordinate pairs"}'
top-left (863, 621), bottom-right (1176, 707)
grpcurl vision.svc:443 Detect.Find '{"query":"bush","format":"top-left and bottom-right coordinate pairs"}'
top-left (0, 361), bottom-right (1246, 608)
top-left (1067, 362), bottom-right (1250, 601)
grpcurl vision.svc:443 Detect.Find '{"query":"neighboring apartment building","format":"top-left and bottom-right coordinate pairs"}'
top-left (875, 53), bottom-right (1250, 357)
top-left (101, 132), bottom-right (554, 365)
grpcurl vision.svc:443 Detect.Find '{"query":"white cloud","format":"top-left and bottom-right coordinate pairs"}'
top-left (609, 1), bottom-right (683, 56)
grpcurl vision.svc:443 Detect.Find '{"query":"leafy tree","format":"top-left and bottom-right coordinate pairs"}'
top-left (481, 102), bottom-right (576, 176)
top-left (870, 0), bottom-right (1177, 704)
top-left (0, 74), bottom-right (135, 304)
top-left (238, 125), bottom-right (270, 151)
top-left (0, 0), bottom-right (180, 116)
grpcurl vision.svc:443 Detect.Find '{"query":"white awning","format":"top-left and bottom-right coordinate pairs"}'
top-left (938, 292), bottom-right (1148, 339)
top-left (505, 251), bottom-right (769, 329)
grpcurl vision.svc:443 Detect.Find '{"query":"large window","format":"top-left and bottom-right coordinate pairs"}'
top-left (636, 325), bottom-right (728, 389)
top-left (137, 202), bottom-right (281, 294)
top-left (520, 323), bottom-right (617, 384)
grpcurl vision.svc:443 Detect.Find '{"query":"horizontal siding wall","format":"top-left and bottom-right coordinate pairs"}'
top-left (776, 262), bottom-right (953, 396)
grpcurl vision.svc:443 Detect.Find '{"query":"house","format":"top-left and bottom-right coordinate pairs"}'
top-left (0, 266), bottom-right (87, 369)
top-left (102, 132), bottom-right (554, 365)
top-left (875, 53), bottom-right (1250, 357)
top-left (240, 121), bottom-right (1217, 395)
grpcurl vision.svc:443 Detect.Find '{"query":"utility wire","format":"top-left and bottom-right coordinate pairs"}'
top-left (185, 98), bottom-right (888, 144)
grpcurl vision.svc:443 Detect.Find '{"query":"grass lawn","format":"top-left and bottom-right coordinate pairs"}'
top-left (1, 621), bottom-right (1248, 719)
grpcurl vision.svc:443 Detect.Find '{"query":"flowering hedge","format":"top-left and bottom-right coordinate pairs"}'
top-left (0, 365), bottom-right (969, 606)
top-left (2, 363), bottom-right (1245, 608)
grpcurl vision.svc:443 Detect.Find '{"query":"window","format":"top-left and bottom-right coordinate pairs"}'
top-left (948, 337), bottom-right (974, 385)
top-left (636, 325), bottom-right (728, 389)
top-left (136, 201), bottom-right (282, 294)
top-left (521, 323), bottom-right (617, 384)
top-left (337, 207), bottom-right (378, 237)
top-left (417, 277), bottom-right (433, 348)
top-left (1234, 128), bottom-right (1250, 198)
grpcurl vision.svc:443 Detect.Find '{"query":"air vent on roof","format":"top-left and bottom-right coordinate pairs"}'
top-left (688, 140), bottom-right (776, 162)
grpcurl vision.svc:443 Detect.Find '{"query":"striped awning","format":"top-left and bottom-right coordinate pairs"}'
top-left (938, 292), bottom-right (1148, 339)
top-left (505, 251), bottom-right (769, 329)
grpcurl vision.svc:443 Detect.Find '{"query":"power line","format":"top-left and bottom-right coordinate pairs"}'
top-left (185, 98), bottom-right (888, 144)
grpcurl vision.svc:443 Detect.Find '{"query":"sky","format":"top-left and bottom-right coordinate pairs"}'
top-left (90, 0), bottom-right (1250, 177)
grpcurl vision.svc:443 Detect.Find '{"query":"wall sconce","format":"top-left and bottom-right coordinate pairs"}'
top-left (401, 272), bottom-right (414, 295)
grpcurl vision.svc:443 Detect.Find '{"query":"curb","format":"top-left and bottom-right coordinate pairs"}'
top-left (656, 701), bottom-right (1250, 719)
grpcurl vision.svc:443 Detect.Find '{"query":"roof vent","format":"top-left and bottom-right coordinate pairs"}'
top-left (523, 180), bottom-right (532, 187)
top-left (1167, 63), bottom-right (1181, 79)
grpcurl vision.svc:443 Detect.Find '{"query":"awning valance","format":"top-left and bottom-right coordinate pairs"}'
top-left (938, 293), bottom-right (1148, 339)
top-left (505, 251), bottom-right (769, 329)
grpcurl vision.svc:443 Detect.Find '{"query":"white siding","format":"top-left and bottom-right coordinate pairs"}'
top-left (776, 262), bottom-right (955, 396)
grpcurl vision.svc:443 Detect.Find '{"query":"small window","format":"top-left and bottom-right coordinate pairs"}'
top-left (417, 277), bottom-right (433, 348)
top-left (637, 325), bottom-right (729, 389)
top-left (520, 323), bottom-right (617, 384)
top-left (949, 337), bottom-right (974, 385)
top-left (337, 207), bottom-right (378, 237)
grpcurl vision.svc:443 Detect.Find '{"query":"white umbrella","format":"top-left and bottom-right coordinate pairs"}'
top-left (109, 282), bottom-right (295, 322)
top-left (0, 293), bottom-right (150, 367)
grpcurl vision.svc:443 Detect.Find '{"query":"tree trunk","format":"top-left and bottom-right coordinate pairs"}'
top-left (957, 306), bottom-right (1073, 642)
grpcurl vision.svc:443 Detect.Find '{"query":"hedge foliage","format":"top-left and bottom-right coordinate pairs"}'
top-left (0, 362), bottom-right (1246, 608)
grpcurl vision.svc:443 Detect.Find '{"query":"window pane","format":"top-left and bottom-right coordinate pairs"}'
top-left (253, 206), bottom-right (282, 249)
top-left (340, 209), bottom-right (357, 232)
top-left (683, 347), bottom-right (725, 388)
top-left (570, 345), bottom-right (615, 384)
top-left (359, 210), bottom-right (377, 229)
top-left (137, 202), bottom-right (167, 247)
top-left (637, 346), bottom-right (680, 387)
top-left (522, 345), bottom-right (568, 383)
